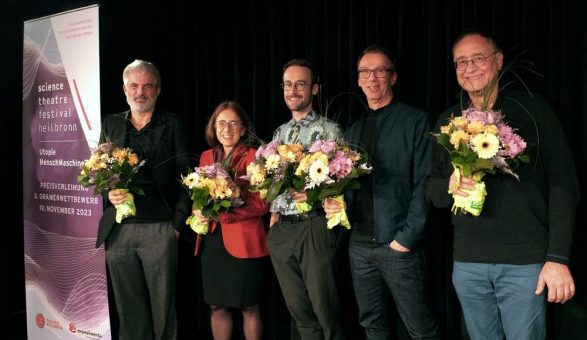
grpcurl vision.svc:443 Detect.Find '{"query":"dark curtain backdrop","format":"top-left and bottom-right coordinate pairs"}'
top-left (2, 0), bottom-right (586, 339)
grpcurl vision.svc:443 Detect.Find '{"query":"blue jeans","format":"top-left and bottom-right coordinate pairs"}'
top-left (349, 243), bottom-right (440, 340)
top-left (452, 262), bottom-right (546, 340)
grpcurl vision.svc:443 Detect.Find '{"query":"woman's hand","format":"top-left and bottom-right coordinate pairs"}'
top-left (193, 209), bottom-right (210, 224)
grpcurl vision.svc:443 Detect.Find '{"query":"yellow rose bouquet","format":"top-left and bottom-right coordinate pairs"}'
top-left (77, 141), bottom-right (145, 222)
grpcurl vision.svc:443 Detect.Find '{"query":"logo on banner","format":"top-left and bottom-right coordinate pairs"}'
top-left (35, 313), bottom-right (45, 328)
top-left (69, 322), bottom-right (103, 338)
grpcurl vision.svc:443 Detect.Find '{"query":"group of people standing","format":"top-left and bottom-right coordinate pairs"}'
top-left (96, 29), bottom-right (578, 340)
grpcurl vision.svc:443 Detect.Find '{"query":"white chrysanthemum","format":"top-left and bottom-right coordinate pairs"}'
top-left (471, 133), bottom-right (500, 159)
top-left (214, 186), bottom-right (232, 199)
top-left (265, 154), bottom-right (281, 170)
top-left (308, 159), bottom-right (329, 184)
top-left (182, 172), bottom-right (199, 189)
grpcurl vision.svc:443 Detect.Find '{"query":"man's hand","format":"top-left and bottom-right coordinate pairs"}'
top-left (270, 212), bottom-right (280, 228)
top-left (448, 171), bottom-right (476, 197)
top-left (323, 197), bottom-right (342, 215)
top-left (108, 189), bottom-right (127, 208)
top-left (389, 240), bottom-right (410, 252)
top-left (535, 261), bottom-right (575, 303)
top-left (289, 188), bottom-right (307, 203)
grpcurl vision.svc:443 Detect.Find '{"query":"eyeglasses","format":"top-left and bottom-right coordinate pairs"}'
top-left (357, 67), bottom-right (393, 79)
top-left (281, 81), bottom-right (310, 92)
top-left (454, 51), bottom-right (498, 71)
top-left (216, 120), bottom-right (241, 129)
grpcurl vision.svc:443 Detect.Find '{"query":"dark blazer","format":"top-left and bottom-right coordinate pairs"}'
top-left (194, 145), bottom-right (269, 258)
top-left (345, 100), bottom-right (432, 249)
top-left (95, 109), bottom-right (191, 248)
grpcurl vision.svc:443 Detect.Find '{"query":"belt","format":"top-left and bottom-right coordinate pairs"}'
top-left (280, 209), bottom-right (324, 223)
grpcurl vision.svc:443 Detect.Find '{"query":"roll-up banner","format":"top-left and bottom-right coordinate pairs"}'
top-left (22, 4), bottom-right (111, 339)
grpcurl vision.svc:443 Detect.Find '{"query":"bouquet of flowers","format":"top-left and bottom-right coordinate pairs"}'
top-left (292, 139), bottom-right (372, 229)
top-left (182, 163), bottom-right (244, 235)
top-left (427, 107), bottom-right (529, 216)
top-left (78, 141), bottom-right (145, 223)
top-left (243, 139), bottom-right (305, 203)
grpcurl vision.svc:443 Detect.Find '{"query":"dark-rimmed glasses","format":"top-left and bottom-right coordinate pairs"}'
top-left (357, 67), bottom-right (393, 79)
top-left (281, 81), bottom-right (310, 92)
top-left (454, 51), bottom-right (498, 71)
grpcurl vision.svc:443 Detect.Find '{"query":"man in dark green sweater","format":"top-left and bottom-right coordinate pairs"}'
top-left (426, 30), bottom-right (579, 339)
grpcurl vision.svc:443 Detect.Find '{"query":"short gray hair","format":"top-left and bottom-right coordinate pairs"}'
top-left (122, 59), bottom-right (161, 86)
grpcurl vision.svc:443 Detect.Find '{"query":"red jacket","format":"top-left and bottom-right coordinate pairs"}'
top-left (194, 145), bottom-right (269, 258)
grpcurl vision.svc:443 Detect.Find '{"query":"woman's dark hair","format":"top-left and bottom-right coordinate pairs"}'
top-left (205, 100), bottom-right (255, 147)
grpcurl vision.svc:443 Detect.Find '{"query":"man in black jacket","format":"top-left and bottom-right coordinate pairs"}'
top-left (325, 45), bottom-right (440, 339)
top-left (97, 59), bottom-right (190, 340)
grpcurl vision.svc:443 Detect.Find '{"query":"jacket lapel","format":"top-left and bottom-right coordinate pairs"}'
top-left (106, 111), bottom-right (130, 147)
top-left (147, 110), bottom-right (167, 154)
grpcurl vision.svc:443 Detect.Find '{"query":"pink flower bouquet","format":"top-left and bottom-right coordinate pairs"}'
top-left (292, 139), bottom-right (372, 229)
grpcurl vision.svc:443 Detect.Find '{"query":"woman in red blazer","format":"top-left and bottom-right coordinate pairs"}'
top-left (192, 101), bottom-right (269, 340)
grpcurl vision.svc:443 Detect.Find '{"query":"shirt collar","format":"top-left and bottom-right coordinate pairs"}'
top-left (287, 110), bottom-right (319, 128)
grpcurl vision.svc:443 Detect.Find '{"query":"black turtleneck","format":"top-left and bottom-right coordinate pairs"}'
top-left (350, 108), bottom-right (380, 245)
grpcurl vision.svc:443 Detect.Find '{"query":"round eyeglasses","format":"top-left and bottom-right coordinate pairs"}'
top-left (216, 120), bottom-right (241, 129)
top-left (454, 51), bottom-right (498, 71)
top-left (281, 81), bottom-right (310, 92)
